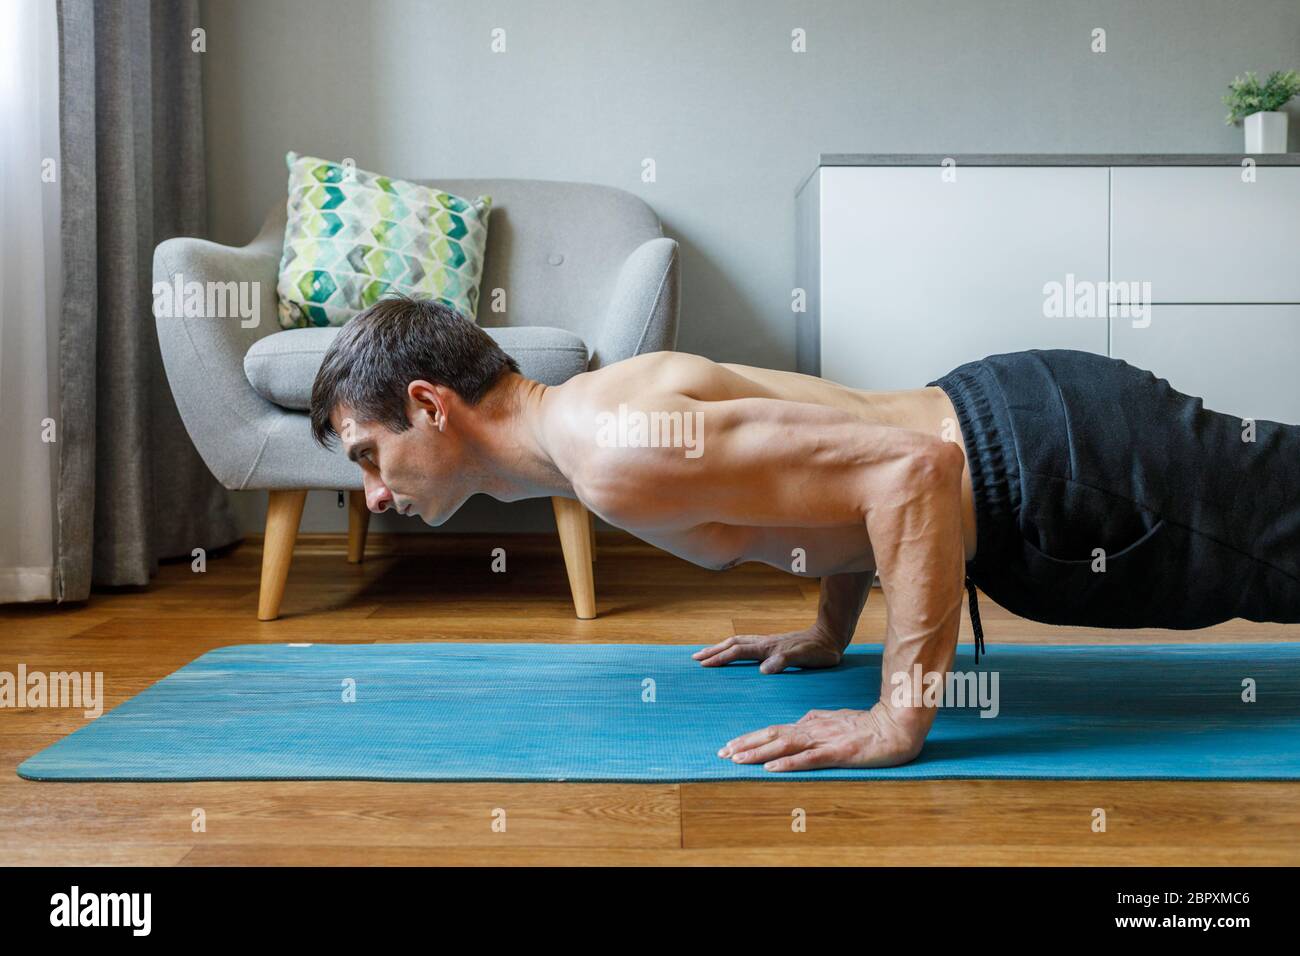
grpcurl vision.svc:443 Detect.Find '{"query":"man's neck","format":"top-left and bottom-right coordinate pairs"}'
top-left (467, 373), bottom-right (571, 501)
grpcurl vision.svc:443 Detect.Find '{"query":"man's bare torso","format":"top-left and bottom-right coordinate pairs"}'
top-left (538, 352), bottom-right (978, 576)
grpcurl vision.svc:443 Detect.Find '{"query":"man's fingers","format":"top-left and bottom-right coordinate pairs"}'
top-left (692, 635), bottom-right (760, 662)
top-left (757, 652), bottom-right (788, 674)
top-left (730, 731), bottom-right (809, 765)
top-left (691, 636), bottom-right (737, 660)
top-left (718, 723), bottom-right (791, 757)
top-left (695, 636), bottom-right (773, 667)
top-left (697, 644), bottom-right (767, 667)
top-left (764, 746), bottom-right (843, 772)
top-left (797, 709), bottom-right (837, 722)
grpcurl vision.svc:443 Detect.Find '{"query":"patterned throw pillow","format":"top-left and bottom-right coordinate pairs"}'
top-left (276, 151), bottom-right (491, 328)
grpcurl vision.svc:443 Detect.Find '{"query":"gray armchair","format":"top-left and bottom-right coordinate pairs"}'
top-left (153, 178), bottom-right (679, 620)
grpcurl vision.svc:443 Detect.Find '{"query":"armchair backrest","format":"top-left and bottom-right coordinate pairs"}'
top-left (423, 179), bottom-right (663, 343)
top-left (265, 177), bottom-right (663, 344)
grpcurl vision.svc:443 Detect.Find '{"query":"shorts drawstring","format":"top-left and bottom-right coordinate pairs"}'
top-left (966, 577), bottom-right (986, 665)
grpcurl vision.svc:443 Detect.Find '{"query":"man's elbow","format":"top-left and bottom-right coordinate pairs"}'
top-left (904, 437), bottom-right (965, 494)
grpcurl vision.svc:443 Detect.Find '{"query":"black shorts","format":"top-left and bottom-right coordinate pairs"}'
top-left (930, 349), bottom-right (1300, 629)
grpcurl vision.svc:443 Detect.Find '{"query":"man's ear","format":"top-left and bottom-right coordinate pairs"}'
top-left (407, 379), bottom-right (448, 431)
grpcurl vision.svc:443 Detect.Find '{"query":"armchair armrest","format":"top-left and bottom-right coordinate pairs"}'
top-left (152, 206), bottom-right (292, 489)
top-left (590, 236), bottom-right (679, 368)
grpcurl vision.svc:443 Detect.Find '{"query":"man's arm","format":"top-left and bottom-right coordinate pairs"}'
top-left (816, 570), bottom-right (874, 647)
top-left (704, 406), bottom-right (967, 771)
top-left (860, 439), bottom-right (966, 746)
top-left (572, 392), bottom-right (967, 770)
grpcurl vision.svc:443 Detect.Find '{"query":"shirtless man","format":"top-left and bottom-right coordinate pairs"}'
top-left (310, 295), bottom-right (1300, 771)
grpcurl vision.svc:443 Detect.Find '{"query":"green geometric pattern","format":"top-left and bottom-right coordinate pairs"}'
top-left (276, 152), bottom-right (492, 328)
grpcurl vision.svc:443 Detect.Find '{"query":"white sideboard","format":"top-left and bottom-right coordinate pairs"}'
top-left (796, 155), bottom-right (1300, 424)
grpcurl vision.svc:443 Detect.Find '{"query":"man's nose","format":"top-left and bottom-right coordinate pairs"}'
top-left (364, 475), bottom-right (393, 513)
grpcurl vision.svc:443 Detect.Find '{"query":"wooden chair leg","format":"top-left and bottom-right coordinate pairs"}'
top-left (347, 490), bottom-right (370, 564)
top-left (589, 511), bottom-right (597, 562)
top-left (552, 496), bottom-right (596, 619)
top-left (258, 489), bottom-right (307, 621)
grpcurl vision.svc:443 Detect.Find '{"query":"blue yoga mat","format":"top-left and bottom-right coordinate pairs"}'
top-left (17, 641), bottom-right (1300, 781)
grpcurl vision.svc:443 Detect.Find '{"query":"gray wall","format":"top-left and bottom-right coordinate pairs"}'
top-left (201, 0), bottom-right (1300, 534)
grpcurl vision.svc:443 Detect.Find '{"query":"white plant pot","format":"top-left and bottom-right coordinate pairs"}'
top-left (1244, 111), bottom-right (1288, 153)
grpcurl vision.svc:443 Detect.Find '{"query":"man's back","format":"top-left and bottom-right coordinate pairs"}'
top-left (537, 350), bottom-right (976, 574)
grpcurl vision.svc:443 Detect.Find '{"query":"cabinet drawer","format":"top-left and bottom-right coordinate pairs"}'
top-left (1111, 305), bottom-right (1300, 424)
top-left (1111, 167), bottom-right (1300, 303)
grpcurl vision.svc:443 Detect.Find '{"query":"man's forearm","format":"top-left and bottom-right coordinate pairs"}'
top-left (863, 440), bottom-right (966, 743)
top-left (814, 571), bottom-right (873, 648)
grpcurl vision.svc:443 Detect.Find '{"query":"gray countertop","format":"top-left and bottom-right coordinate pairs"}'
top-left (818, 152), bottom-right (1300, 166)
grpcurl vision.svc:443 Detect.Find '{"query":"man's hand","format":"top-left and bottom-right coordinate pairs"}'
top-left (692, 624), bottom-right (846, 674)
top-left (717, 701), bottom-right (925, 771)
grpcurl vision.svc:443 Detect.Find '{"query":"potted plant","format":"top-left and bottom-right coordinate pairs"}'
top-left (1223, 70), bottom-right (1300, 153)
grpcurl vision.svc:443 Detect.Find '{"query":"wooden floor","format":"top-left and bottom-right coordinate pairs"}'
top-left (2, 531), bottom-right (1298, 866)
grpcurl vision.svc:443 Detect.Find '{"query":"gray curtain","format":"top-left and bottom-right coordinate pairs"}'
top-left (55, 0), bottom-right (239, 599)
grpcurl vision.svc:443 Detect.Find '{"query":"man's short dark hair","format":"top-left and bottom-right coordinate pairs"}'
top-left (309, 294), bottom-right (520, 448)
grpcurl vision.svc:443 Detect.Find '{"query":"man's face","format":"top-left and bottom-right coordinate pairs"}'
top-left (332, 386), bottom-right (473, 526)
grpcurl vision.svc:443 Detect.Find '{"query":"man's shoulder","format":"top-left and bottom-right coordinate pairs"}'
top-left (596, 349), bottom-right (719, 380)
top-left (576, 351), bottom-right (745, 404)
top-left (542, 353), bottom-right (726, 522)
top-left (544, 352), bottom-right (709, 454)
